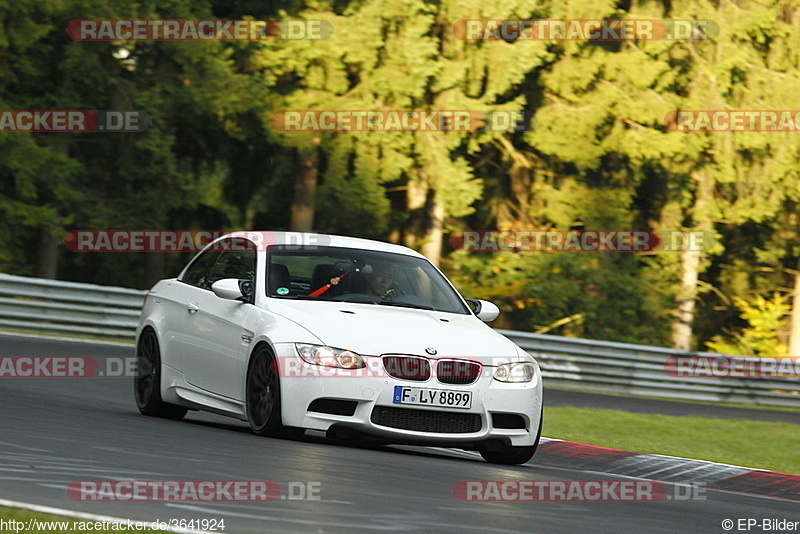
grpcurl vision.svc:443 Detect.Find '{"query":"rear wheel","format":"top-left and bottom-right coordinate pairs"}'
top-left (134, 328), bottom-right (187, 420)
top-left (479, 406), bottom-right (542, 465)
top-left (246, 344), bottom-right (304, 439)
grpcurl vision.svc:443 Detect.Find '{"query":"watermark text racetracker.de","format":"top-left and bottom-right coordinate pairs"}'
top-left (63, 230), bottom-right (330, 252)
top-left (0, 356), bottom-right (133, 378)
top-left (0, 110), bottom-right (150, 132)
top-left (67, 480), bottom-right (321, 502)
top-left (454, 480), bottom-right (707, 502)
top-left (665, 110), bottom-right (800, 132)
top-left (67, 19), bottom-right (333, 41)
top-left (270, 110), bottom-right (528, 132)
top-left (0, 518), bottom-right (226, 532)
top-left (665, 355), bottom-right (800, 379)
top-left (0, 354), bottom-right (533, 380)
top-left (452, 19), bottom-right (718, 41)
top-left (449, 230), bottom-right (715, 252)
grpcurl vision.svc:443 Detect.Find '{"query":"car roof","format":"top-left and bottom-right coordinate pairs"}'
top-left (221, 231), bottom-right (427, 259)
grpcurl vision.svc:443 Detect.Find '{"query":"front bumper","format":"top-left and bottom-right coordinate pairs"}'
top-left (273, 343), bottom-right (543, 447)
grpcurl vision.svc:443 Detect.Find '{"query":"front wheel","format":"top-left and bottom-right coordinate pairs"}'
top-left (134, 328), bottom-right (187, 420)
top-left (245, 345), bottom-right (304, 439)
top-left (479, 406), bottom-right (542, 465)
top-left (479, 444), bottom-right (538, 465)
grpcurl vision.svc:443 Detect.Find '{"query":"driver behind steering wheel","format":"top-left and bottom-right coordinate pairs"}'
top-left (366, 262), bottom-right (400, 299)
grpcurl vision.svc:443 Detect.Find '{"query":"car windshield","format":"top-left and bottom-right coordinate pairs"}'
top-left (266, 245), bottom-right (470, 315)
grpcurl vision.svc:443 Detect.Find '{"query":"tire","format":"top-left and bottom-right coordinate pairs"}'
top-left (134, 328), bottom-right (188, 420)
top-left (245, 344), bottom-right (304, 439)
top-left (479, 406), bottom-right (543, 465)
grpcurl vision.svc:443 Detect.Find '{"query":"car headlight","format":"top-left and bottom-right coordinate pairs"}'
top-left (493, 362), bottom-right (536, 383)
top-left (295, 343), bottom-right (365, 369)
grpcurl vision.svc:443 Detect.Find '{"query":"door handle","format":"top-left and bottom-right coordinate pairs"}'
top-left (187, 302), bottom-right (199, 314)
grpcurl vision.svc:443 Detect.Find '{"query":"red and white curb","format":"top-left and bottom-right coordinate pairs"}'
top-left (536, 438), bottom-right (800, 502)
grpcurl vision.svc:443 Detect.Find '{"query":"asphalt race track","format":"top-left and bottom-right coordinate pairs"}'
top-left (0, 333), bottom-right (797, 533)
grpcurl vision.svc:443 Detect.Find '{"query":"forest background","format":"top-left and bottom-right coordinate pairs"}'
top-left (2, 0), bottom-right (800, 356)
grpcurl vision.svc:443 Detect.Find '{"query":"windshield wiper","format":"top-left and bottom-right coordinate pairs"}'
top-left (376, 301), bottom-right (436, 311)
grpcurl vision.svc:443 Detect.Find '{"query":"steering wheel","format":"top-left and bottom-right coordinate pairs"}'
top-left (381, 286), bottom-right (405, 300)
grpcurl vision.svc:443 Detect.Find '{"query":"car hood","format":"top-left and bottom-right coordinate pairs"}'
top-left (265, 300), bottom-right (520, 363)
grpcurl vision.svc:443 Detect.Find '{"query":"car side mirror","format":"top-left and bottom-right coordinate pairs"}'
top-left (465, 299), bottom-right (500, 322)
top-left (211, 278), bottom-right (245, 301)
top-left (239, 280), bottom-right (254, 302)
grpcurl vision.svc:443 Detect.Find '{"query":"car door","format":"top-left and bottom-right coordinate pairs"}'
top-left (165, 248), bottom-right (222, 373)
top-left (181, 238), bottom-right (259, 400)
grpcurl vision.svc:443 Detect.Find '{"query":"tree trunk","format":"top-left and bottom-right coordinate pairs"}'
top-left (420, 193), bottom-right (444, 266)
top-left (34, 141), bottom-right (70, 279)
top-left (788, 264), bottom-right (800, 357)
top-left (672, 245), bottom-right (701, 351)
top-left (144, 251), bottom-right (165, 289)
top-left (403, 174), bottom-right (429, 249)
top-left (290, 145), bottom-right (319, 232)
top-left (671, 171), bottom-right (714, 351)
top-left (34, 226), bottom-right (59, 279)
top-left (402, 173), bottom-right (444, 265)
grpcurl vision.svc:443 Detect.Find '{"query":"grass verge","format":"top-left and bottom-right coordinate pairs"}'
top-left (636, 396), bottom-right (800, 414)
top-left (543, 406), bottom-right (800, 475)
top-left (0, 506), bottom-right (169, 533)
top-left (545, 386), bottom-right (800, 414)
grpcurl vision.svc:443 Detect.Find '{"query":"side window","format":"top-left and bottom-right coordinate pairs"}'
top-left (208, 239), bottom-right (257, 287)
top-left (180, 250), bottom-right (220, 290)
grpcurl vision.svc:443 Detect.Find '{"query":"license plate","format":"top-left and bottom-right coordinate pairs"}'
top-left (393, 386), bottom-right (472, 409)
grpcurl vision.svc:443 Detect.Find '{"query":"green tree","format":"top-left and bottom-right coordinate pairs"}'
top-left (255, 0), bottom-right (552, 263)
top-left (706, 294), bottom-right (790, 357)
top-left (1, 0), bottom-right (269, 286)
top-left (505, 0), bottom-right (800, 348)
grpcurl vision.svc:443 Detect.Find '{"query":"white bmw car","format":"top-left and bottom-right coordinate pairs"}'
top-left (134, 232), bottom-right (543, 464)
